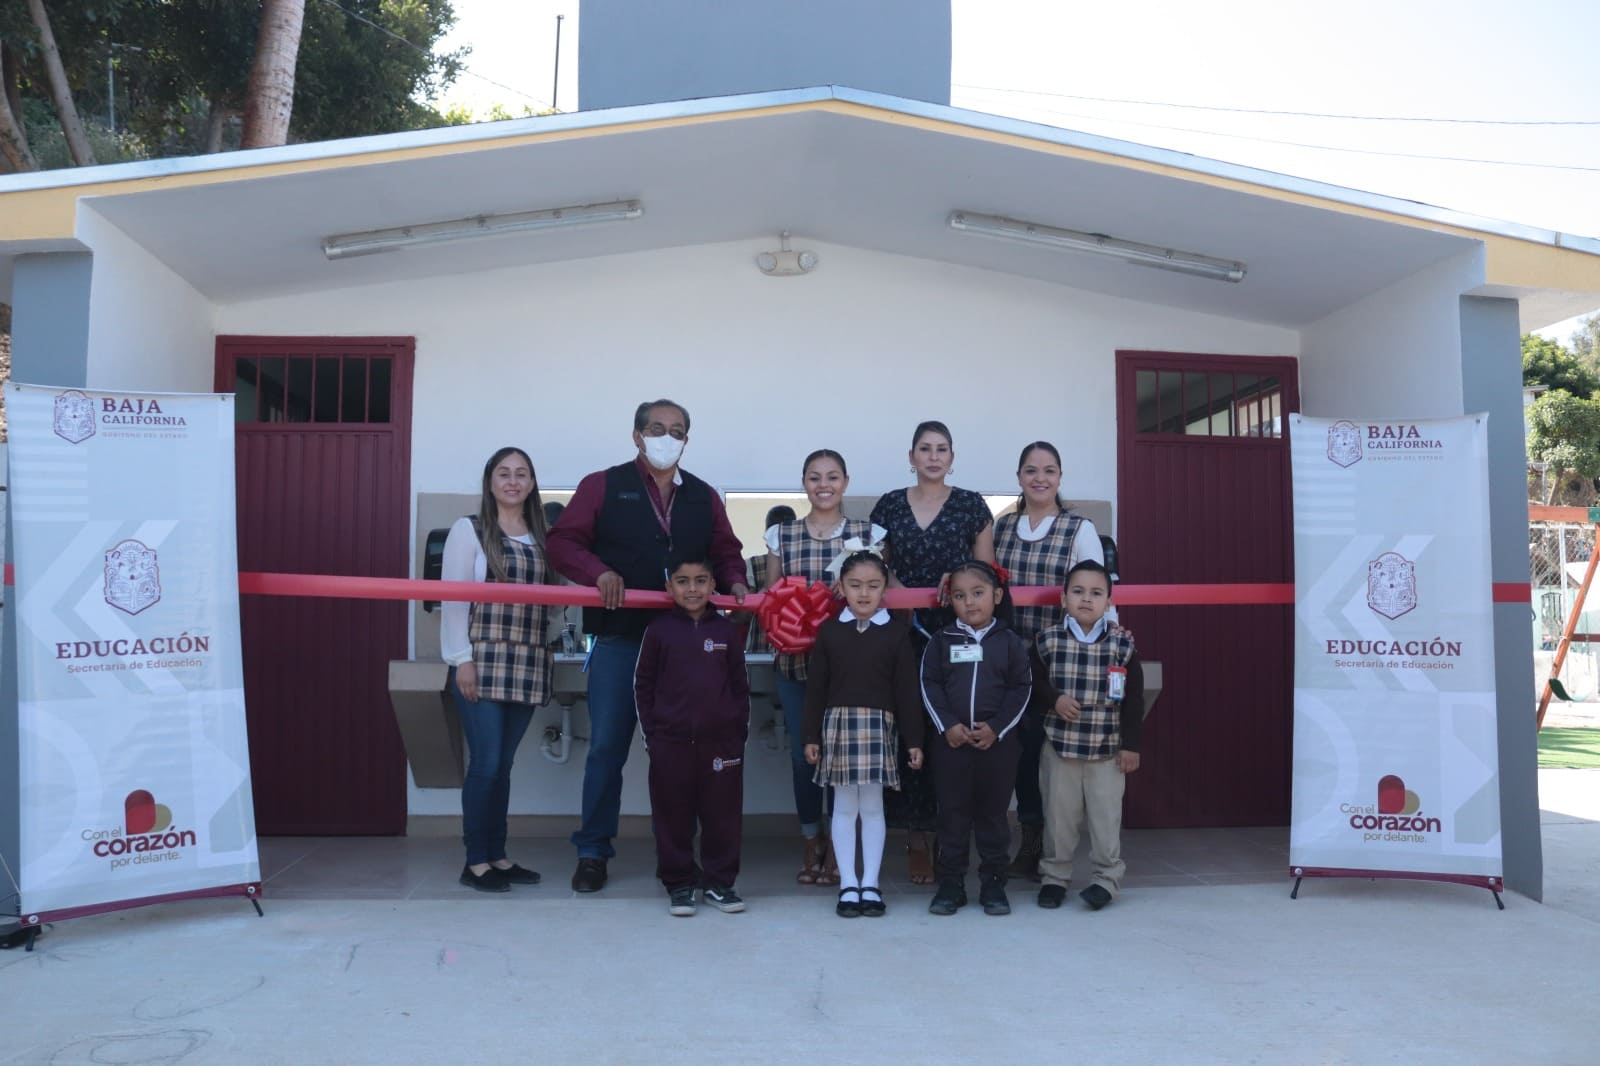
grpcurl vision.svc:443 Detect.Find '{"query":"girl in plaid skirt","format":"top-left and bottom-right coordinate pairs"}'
top-left (441, 446), bottom-right (555, 893)
top-left (803, 553), bottom-right (924, 917)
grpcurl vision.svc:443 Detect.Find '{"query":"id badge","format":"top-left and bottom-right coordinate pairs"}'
top-left (950, 643), bottom-right (984, 664)
top-left (1107, 665), bottom-right (1127, 700)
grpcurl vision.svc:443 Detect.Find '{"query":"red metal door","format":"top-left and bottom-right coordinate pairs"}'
top-left (216, 337), bottom-right (414, 835)
top-left (1115, 351), bottom-right (1298, 827)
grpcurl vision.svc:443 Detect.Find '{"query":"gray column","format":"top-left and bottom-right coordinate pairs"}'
top-left (1459, 294), bottom-right (1541, 900)
top-left (2, 251), bottom-right (93, 927)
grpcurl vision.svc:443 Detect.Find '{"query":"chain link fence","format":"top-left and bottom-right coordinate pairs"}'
top-left (1532, 519), bottom-right (1600, 705)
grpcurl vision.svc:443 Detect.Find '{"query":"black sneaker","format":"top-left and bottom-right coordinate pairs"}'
top-left (1037, 884), bottom-right (1067, 909)
top-left (571, 858), bottom-right (608, 893)
top-left (928, 880), bottom-right (967, 916)
top-left (1080, 884), bottom-right (1113, 910)
top-left (979, 877), bottom-right (1011, 916)
top-left (668, 887), bottom-right (696, 916)
top-left (459, 864), bottom-right (510, 893)
top-left (703, 886), bottom-right (745, 913)
top-left (493, 863), bottom-right (541, 885)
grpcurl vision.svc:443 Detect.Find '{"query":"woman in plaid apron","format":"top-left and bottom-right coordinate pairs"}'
top-left (993, 441), bottom-right (1107, 879)
top-left (763, 448), bottom-right (886, 886)
top-left (803, 552), bottom-right (924, 917)
top-left (441, 446), bottom-right (555, 893)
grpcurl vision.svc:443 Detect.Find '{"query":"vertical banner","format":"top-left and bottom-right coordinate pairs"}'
top-left (5, 384), bottom-right (259, 923)
top-left (1289, 414), bottom-right (1501, 890)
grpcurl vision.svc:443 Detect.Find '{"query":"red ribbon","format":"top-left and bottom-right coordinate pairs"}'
top-left (755, 576), bottom-right (839, 653)
top-left (0, 565), bottom-right (1531, 606)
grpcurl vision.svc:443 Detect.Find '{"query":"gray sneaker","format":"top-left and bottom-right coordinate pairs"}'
top-left (702, 885), bottom-right (745, 913)
top-left (668, 887), bottom-right (697, 916)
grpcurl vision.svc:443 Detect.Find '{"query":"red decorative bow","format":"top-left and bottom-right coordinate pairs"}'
top-left (756, 576), bottom-right (839, 655)
top-left (991, 563), bottom-right (1011, 586)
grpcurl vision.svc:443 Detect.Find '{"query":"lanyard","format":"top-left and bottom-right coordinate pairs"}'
top-left (646, 477), bottom-right (675, 539)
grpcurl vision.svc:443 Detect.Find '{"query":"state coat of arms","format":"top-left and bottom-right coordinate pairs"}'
top-left (1367, 552), bottom-right (1417, 620)
top-left (1326, 420), bottom-right (1362, 468)
top-left (53, 390), bottom-right (96, 444)
top-left (105, 540), bottom-right (161, 616)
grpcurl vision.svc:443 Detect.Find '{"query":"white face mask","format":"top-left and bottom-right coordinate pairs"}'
top-left (641, 434), bottom-right (685, 470)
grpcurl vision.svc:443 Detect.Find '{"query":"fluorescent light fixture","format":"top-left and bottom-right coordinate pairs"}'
top-left (948, 211), bottom-right (1246, 283)
top-left (322, 200), bottom-right (643, 260)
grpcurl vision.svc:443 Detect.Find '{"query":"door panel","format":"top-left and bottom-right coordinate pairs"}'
top-left (217, 337), bottom-right (413, 835)
top-left (1116, 351), bottom-right (1298, 827)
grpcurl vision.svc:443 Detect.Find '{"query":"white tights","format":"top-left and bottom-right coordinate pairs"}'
top-left (830, 784), bottom-right (886, 892)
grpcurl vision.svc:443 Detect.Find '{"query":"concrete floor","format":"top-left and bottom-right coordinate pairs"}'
top-left (5, 772), bottom-right (1599, 1065)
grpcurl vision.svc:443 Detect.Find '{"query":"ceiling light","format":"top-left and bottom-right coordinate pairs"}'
top-left (322, 200), bottom-right (643, 260)
top-left (948, 211), bottom-right (1246, 283)
top-left (756, 230), bottom-right (818, 276)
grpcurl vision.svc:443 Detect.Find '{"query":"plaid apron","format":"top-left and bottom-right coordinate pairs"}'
top-left (814, 705), bottom-right (901, 788)
top-left (469, 534), bottom-right (554, 706)
top-left (1035, 624), bottom-right (1135, 760)
top-left (995, 510), bottom-right (1085, 642)
top-left (773, 517), bottom-right (870, 681)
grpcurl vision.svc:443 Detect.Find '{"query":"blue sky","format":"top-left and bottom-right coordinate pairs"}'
top-left (435, 1), bottom-right (1600, 338)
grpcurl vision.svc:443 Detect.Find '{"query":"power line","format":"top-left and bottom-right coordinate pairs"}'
top-left (954, 83), bottom-right (1600, 127)
top-left (957, 98), bottom-right (1600, 174)
top-left (315, 0), bottom-right (554, 111)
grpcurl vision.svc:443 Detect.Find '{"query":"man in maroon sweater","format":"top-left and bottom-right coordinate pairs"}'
top-left (634, 552), bottom-right (751, 916)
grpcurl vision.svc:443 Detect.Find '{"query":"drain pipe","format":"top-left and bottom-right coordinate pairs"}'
top-left (540, 705), bottom-right (575, 764)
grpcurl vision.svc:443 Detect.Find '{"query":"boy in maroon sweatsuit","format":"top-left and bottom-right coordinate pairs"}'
top-left (634, 552), bottom-right (751, 915)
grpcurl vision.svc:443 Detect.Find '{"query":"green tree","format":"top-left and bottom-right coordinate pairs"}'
top-left (1571, 313), bottom-right (1600, 367)
top-left (1523, 334), bottom-right (1598, 397)
top-left (1527, 388), bottom-right (1600, 503)
top-left (1, 0), bottom-right (466, 167)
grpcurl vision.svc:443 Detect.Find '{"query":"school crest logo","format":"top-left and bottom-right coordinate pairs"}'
top-left (1326, 420), bottom-right (1362, 467)
top-left (104, 539), bottom-right (161, 616)
top-left (53, 390), bottom-right (96, 444)
top-left (1367, 552), bottom-right (1416, 620)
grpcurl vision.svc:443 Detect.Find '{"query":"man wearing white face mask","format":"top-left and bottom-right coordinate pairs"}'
top-left (548, 399), bottom-right (750, 893)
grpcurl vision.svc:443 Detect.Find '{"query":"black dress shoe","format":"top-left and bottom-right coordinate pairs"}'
top-left (494, 863), bottom-right (541, 885)
top-left (460, 864), bottom-right (510, 893)
top-left (571, 857), bottom-right (608, 893)
top-left (836, 888), bottom-right (862, 918)
top-left (1080, 884), bottom-right (1114, 910)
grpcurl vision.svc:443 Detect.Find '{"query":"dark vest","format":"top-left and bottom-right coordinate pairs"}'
top-left (586, 461), bottom-right (715, 638)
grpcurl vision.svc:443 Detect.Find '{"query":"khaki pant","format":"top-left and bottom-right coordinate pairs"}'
top-left (1038, 753), bottom-right (1125, 894)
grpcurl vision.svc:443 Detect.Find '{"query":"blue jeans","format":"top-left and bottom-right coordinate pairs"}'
top-left (452, 668), bottom-right (536, 866)
top-left (571, 635), bottom-right (643, 859)
top-left (775, 674), bottom-right (826, 836)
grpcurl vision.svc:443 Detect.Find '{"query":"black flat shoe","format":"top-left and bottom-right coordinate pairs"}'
top-left (836, 889), bottom-right (862, 918)
top-left (493, 863), bottom-right (541, 885)
top-left (460, 864), bottom-right (510, 893)
top-left (859, 887), bottom-right (886, 918)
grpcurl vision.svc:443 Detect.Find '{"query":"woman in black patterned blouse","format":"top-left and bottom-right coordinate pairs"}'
top-left (870, 420), bottom-right (996, 882)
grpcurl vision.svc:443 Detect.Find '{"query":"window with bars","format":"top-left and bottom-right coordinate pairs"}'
top-left (233, 354), bottom-right (394, 424)
top-left (1133, 368), bottom-right (1283, 439)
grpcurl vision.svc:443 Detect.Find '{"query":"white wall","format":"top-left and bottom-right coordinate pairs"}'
top-left (1298, 249), bottom-right (1486, 419)
top-left (77, 206), bottom-right (217, 392)
top-left (218, 238), bottom-right (1297, 508)
top-left (215, 238), bottom-right (1299, 818)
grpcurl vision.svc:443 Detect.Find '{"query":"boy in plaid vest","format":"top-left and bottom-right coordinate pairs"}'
top-left (1029, 560), bottom-right (1144, 911)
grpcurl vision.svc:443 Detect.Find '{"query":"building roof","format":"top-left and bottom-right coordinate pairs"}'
top-left (1, 86), bottom-right (1596, 328)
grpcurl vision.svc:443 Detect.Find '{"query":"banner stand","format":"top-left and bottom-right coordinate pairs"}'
top-left (1289, 868), bottom-right (1505, 909)
top-left (5, 384), bottom-right (262, 935)
top-left (1287, 414), bottom-right (1504, 907)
